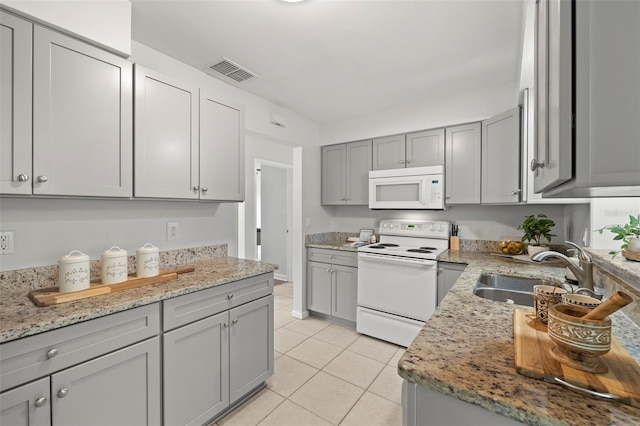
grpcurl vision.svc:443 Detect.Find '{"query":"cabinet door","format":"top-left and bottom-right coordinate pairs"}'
top-left (307, 261), bottom-right (332, 315)
top-left (134, 65), bottom-right (198, 199)
top-left (0, 11), bottom-right (32, 195)
top-left (406, 129), bottom-right (445, 167)
top-left (51, 337), bottom-right (161, 426)
top-left (200, 90), bottom-right (245, 201)
top-left (0, 378), bottom-right (50, 426)
top-left (533, 0), bottom-right (572, 192)
top-left (345, 140), bottom-right (372, 205)
top-left (445, 123), bottom-right (481, 204)
top-left (321, 144), bottom-right (346, 205)
top-left (331, 265), bottom-right (357, 322)
top-left (372, 134), bottom-right (406, 170)
top-left (437, 263), bottom-right (466, 306)
top-left (482, 107), bottom-right (521, 204)
top-left (164, 312), bottom-right (229, 426)
top-left (32, 26), bottom-right (132, 197)
top-left (229, 295), bottom-right (274, 402)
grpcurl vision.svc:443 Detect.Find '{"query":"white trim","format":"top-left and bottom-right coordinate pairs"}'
top-left (291, 309), bottom-right (309, 320)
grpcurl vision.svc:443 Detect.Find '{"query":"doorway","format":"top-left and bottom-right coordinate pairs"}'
top-left (255, 159), bottom-right (292, 282)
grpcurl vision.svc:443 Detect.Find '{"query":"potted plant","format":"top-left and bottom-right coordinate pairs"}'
top-left (596, 214), bottom-right (640, 259)
top-left (518, 214), bottom-right (556, 256)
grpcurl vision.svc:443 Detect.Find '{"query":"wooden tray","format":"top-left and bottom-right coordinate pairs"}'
top-left (29, 267), bottom-right (194, 307)
top-left (513, 308), bottom-right (640, 408)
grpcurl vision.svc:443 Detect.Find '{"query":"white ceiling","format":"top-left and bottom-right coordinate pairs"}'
top-left (130, 0), bottom-right (525, 125)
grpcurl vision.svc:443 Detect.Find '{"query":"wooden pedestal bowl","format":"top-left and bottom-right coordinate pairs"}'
top-left (547, 303), bottom-right (612, 374)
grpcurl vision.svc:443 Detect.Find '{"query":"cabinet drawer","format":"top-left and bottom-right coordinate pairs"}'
top-left (163, 273), bottom-right (274, 331)
top-left (308, 248), bottom-right (357, 267)
top-left (0, 303), bottom-right (160, 393)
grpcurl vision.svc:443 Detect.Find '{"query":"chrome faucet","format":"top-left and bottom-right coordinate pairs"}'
top-left (531, 241), bottom-right (599, 298)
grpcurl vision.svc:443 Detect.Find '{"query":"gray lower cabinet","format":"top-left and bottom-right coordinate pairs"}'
top-left (0, 378), bottom-right (50, 426)
top-left (51, 337), bottom-right (161, 426)
top-left (436, 262), bottom-right (466, 306)
top-left (0, 304), bottom-right (161, 426)
top-left (307, 249), bottom-right (357, 323)
top-left (163, 273), bottom-right (274, 426)
top-left (402, 380), bottom-right (522, 426)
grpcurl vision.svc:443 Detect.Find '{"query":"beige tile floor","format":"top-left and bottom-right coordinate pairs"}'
top-left (217, 282), bottom-right (405, 426)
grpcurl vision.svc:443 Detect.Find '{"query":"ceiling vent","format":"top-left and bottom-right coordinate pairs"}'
top-left (209, 57), bottom-right (257, 82)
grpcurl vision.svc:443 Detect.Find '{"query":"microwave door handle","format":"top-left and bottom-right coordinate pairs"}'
top-left (420, 178), bottom-right (427, 205)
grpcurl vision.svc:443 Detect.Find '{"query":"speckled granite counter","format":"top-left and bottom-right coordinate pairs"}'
top-left (0, 256), bottom-right (277, 344)
top-left (305, 232), bottom-right (360, 252)
top-left (399, 251), bottom-right (640, 426)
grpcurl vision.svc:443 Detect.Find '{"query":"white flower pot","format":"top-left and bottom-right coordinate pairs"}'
top-left (526, 244), bottom-right (549, 257)
top-left (628, 237), bottom-right (640, 252)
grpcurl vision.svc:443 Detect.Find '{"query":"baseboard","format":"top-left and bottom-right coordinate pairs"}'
top-left (274, 273), bottom-right (288, 282)
top-left (291, 309), bottom-right (309, 319)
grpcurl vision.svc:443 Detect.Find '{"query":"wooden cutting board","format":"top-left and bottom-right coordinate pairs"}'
top-left (29, 267), bottom-right (194, 307)
top-left (513, 308), bottom-right (640, 408)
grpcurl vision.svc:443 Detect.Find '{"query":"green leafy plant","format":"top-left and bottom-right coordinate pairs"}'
top-left (596, 214), bottom-right (640, 257)
top-left (518, 214), bottom-right (556, 246)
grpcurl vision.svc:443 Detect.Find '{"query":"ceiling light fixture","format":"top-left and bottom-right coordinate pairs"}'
top-left (280, 0), bottom-right (305, 3)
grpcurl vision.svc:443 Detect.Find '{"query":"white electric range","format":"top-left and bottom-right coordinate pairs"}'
top-left (356, 219), bottom-right (450, 347)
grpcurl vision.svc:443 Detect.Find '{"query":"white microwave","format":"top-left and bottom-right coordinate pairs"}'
top-left (369, 165), bottom-right (445, 210)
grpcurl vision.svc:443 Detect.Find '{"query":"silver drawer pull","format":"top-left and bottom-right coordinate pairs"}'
top-left (223, 322), bottom-right (229, 328)
top-left (57, 388), bottom-right (69, 398)
top-left (232, 318), bottom-right (238, 324)
top-left (530, 158), bottom-right (545, 171)
top-left (17, 173), bottom-right (30, 182)
top-left (510, 189), bottom-right (522, 196)
top-left (46, 348), bottom-right (58, 359)
top-left (34, 397), bottom-right (47, 408)
top-left (193, 185), bottom-right (200, 191)
top-left (37, 175), bottom-right (48, 183)
top-left (227, 293), bottom-right (234, 299)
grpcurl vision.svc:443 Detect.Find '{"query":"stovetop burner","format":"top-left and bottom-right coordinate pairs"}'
top-left (379, 243), bottom-right (399, 247)
top-left (419, 247), bottom-right (438, 251)
top-left (407, 249), bottom-right (433, 253)
top-left (367, 245), bottom-right (386, 249)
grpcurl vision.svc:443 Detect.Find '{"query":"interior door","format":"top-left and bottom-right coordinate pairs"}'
top-left (260, 164), bottom-right (290, 280)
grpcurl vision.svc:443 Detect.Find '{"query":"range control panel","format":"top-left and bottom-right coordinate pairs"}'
top-left (379, 219), bottom-right (450, 238)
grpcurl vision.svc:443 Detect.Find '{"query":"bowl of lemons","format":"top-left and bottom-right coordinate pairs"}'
top-left (499, 238), bottom-right (524, 255)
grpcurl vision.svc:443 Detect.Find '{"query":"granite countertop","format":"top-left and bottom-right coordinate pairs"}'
top-left (0, 257), bottom-right (277, 344)
top-left (305, 240), bottom-right (360, 252)
top-left (399, 251), bottom-right (640, 426)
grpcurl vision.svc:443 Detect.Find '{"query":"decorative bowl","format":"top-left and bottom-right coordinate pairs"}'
top-left (561, 293), bottom-right (601, 309)
top-left (499, 239), bottom-right (524, 255)
top-left (547, 303), bottom-right (611, 373)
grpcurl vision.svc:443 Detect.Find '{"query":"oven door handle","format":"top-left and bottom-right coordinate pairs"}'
top-left (358, 253), bottom-right (437, 268)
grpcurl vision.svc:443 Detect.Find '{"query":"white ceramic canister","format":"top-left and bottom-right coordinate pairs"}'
top-left (58, 250), bottom-right (91, 293)
top-left (101, 246), bottom-right (128, 284)
top-left (136, 243), bottom-right (159, 278)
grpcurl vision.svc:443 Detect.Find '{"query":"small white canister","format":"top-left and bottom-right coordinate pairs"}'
top-left (58, 250), bottom-right (91, 293)
top-left (101, 246), bottom-right (128, 284)
top-left (136, 243), bottom-right (159, 278)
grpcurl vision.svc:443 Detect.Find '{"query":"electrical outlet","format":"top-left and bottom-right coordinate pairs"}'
top-left (0, 231), bottom-right (15, 254)
top-left (167, 222), bottom-right (179, 241)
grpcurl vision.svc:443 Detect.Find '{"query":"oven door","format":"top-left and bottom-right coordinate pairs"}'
top-left (357, 252), bottom-right (438, 321)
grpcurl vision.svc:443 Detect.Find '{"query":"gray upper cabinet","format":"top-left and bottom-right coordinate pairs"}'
top-left (445, 123), bottom-right (481, 204)
top-left (32, 25), bottom-right (132, 197)
top-left (532, 0), bottom-right (573, 193)
top-left (543, 0), bottom-right (640, 197)
top-left (134, 65), bottom-right (199, 199)
top-left (322, 140), bottom-right (372, 205)
top-left (406, 128), bottom-right (445, 167)
top-left (0, 11), bottom-right (32, 195)
top-left (199, 90), bottom-right (245, 201)
top-left (481, 107), bottom-right (522, 204)
top-left (372, 134), bottom-right (406, 170)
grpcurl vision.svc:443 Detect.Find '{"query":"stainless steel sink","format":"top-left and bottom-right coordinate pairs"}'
top-left (473, 273), bottom-right (557, 306)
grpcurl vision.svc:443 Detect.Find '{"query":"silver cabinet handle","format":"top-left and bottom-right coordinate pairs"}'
top-left (34, 397), bottom-right (47, 408)
top-left (201, 187), bottom-right (208, 193)
top-left (446, 195), bottom-right (451, 199)
top-left (57, 388), bottom-right (69, 398)
top-left (37, 175), bottom-right (48, 183)
top-left (17, 174), bottom-right (29, 182)
top-left (46, 348), bottom-right (58, 359)
top-left (326, 268), bottom-right (331, 272)
top-left (510, 189), bottom-right (522, 196)
top-left (232, 318), bottom-right (238, 324)
top-left (227, 293), bottom-right (234, 299)
top-left (399, 160), bottom-right (405, 164)
top-left (223, 322), bottom-right (229, 328)
top-left (193, 186), bottom-right (200, 191)
top-left (530, 159), bottom-right (545, 171)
